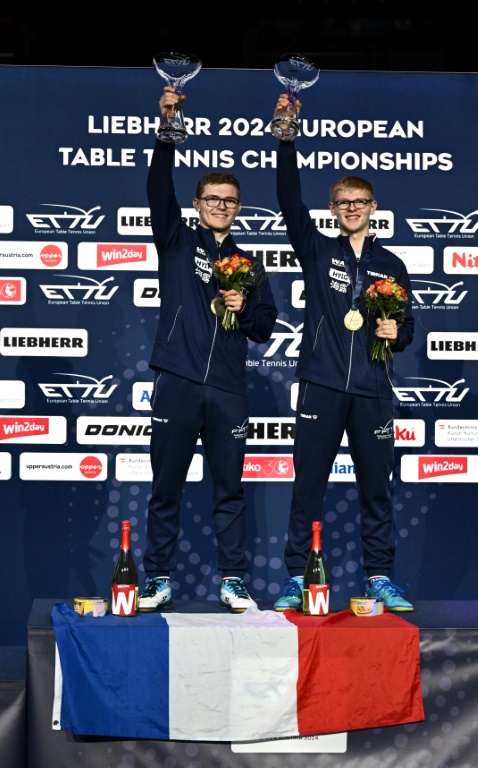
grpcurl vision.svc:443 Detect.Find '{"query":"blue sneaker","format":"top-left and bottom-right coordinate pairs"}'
top-left (273, 576), bottom-right (304, 612)
top-left (365, 576), bottom-right (414, 612)
top-left (137, 577), bottom-right (173, 611)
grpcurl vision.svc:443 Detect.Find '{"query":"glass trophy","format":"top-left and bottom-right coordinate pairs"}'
top-left (153, 51), bottom-right (202, 143)
top-left (270, 53), bottom-right (320, 141)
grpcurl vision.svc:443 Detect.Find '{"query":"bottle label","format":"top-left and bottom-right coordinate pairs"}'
top-left (111, 584), bottom-right (138, 616)
top-left (303, 584), bottom-right (330, 616)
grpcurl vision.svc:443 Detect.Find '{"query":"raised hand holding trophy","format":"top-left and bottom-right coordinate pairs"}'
top-left (153, 52), bottom-right (202, 143)
top-left (270, 53), bottom-right (320, 141)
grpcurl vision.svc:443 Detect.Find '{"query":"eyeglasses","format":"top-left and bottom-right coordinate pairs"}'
top-left (198, 196), bottom-right (240, 209)
top-left (333, 198), bottom-right (374, 210)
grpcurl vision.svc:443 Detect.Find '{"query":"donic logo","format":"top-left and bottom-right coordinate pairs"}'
top-left (26, 204), bottom-right (105, 231)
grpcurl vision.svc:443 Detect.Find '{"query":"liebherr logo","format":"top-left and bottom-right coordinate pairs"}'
top-left (264, 319), bottom-right (303, 358)
top-left (26, 204), bottom-right (105, 233)
top-left (406, 208), bottom-right (478, 238)
top-left (411, 280), bottom-right (467, 307)
top-left (38, 374), bottom-right (119, 403)
top-left (393, 377), bottom-right (469, 406)
top-left (39, 275), bottom-right (119, 303)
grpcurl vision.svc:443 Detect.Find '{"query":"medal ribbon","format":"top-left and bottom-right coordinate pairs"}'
top-left (341, 246), bottom-right (372, 310)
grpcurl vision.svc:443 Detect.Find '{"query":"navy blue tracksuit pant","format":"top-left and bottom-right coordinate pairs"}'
top-left (286, 381), bottom-right (396, 578)
top-left (143, 370), bottom-right (249, 577)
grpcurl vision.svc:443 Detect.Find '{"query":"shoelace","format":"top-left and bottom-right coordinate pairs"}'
top-left (142, 578), bottom-right (169, 596)
top-left (372, 579), bottom-right (403, 597)
top-left (224, 579), bottom-right (250, 599)
top-left (281, 578), bottom-right (303, 597)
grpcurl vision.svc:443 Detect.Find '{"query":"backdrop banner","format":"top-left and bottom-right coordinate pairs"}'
top-left (1, 65), bottom-right (478, 651)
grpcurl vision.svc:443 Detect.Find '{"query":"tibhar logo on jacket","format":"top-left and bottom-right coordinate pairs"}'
top-left (195, 248), bottom-right (212, 283)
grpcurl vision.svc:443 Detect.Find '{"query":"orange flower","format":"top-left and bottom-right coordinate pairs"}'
top-left (212, 254), bottom-right (255, 330)
top-left (362, 278), bottom-right (408, 362)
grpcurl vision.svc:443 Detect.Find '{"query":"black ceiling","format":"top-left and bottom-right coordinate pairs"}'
top-left (1, 0), bottom-right (478, 73)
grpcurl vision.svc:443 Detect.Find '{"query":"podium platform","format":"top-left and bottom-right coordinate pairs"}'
top-left (0, 646), bottom-right (26, 768)
top-left (26, 598), bottom-right (478, 768)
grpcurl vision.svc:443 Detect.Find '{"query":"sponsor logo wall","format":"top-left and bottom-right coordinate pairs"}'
top-left (1, 66), bottom-right (478, 647)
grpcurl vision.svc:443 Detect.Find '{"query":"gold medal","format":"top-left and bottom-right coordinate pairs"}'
top-left (344, 309), bottom-right (363, 331)
top-left (210, 296), bottom-right (225, 316)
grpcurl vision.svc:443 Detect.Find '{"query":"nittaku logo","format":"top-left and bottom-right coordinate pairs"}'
top-left (39, 275), bottom-right (118, 303)
top-left (264, 319), bottom-right (303, 358)
top-left (411, 279), bottom-right (467, 307)
top-left (406, 208), bottom-right (478, 237)
top-left (38, 374), bottom-right (119, 403)
top-left (26, 204), bottom-right (105, 232)
top-left (393, 377), bottom-right (469, 405)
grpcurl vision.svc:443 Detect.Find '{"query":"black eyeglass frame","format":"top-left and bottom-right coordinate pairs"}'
top-left (333, 198), bottom-right (374, 210)
top-left (198, 196), bottom-right (240, 210)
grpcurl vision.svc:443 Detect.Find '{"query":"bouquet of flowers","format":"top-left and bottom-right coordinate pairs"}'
top-left (212, 253), bottom-right (259, 330)
top-left (361, 277), bottom-right (408, 362)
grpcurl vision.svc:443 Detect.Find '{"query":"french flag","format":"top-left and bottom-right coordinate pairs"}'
top-left (51, 602), bottom-right (424, 742)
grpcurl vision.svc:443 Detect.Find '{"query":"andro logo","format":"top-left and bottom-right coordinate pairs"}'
top-left (264, 319), bottom-right (303, 358)
top-left (40, 275), bottom-right (118, 302)
top-left (79, 455), bottom-right (103, 478)
top-left (393, 377), bottom-right (469, 404)
top-left (418, 456), bottom-right (467, 480)
top-left (26, 204), bottom-right (105, 231)
top-left (405, 208), bottom-right (478, 236)
top-left (38, 374), bottom-right (118, 402)
top-left (0, 328), bottom-right (88, 357)
top-left (411, 280), bottom-right (467, 306)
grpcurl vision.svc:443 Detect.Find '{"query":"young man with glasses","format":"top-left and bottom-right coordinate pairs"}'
top-left (138, 86), bottom-right (277, 613)
top-left (272, 94), bottom-right (415, 613)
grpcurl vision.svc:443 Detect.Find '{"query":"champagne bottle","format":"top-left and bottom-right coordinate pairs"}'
top-left (111, 520), bottom-right (138, 617)
top-left (303, 520), bottom-right (330, 616)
